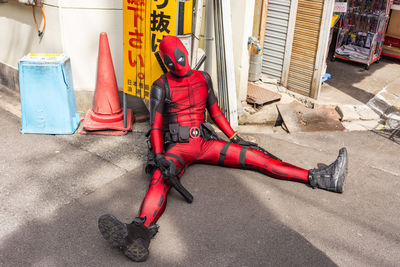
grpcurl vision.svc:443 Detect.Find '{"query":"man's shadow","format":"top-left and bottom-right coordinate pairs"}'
top-left (0, 166), bottom-right (337, 266)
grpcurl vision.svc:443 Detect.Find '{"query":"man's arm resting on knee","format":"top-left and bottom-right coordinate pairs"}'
top-left (203, 72), bottom-right (237, 139)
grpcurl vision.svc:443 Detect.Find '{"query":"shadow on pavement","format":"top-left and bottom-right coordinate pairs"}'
top-left (371, 129), bottom-right (400, 145)
top-left (0, 166), bottom-right (337, 267)
top-left (324, 57), bottom-right (400, 104)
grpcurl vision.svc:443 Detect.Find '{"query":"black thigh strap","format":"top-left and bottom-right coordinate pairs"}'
top-left (219, 143), bottom-right (231, 165)
top-left (165, 153), bottom-right (186, 168)
top-left (239, 147), bottom-right (248, 168)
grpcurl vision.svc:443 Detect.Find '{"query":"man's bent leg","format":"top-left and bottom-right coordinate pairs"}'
top-left (139, 169), bottom-right (171, 227)
top-left (98, 150), bottom-right (187, 262)
top-left (98, 214), bottom-right (158, 262)
top-left (140, 149), bottom-right (188, 226)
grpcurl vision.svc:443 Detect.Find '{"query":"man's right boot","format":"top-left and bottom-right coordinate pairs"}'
top-left (98, 214), bottom-right (158, 262)
top-left (308, 147), bottom-right (348, 193)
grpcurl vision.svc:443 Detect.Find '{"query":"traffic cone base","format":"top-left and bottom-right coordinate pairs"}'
top-left (88, 109), bottom-right (124, 123)
top-left (82, 108), bottom-right (133, 132)
top-left (80, 129), bottom-right (129, 136)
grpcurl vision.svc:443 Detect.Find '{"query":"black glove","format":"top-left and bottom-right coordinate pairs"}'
top-left (230, 135), bottom-right (257, 147)
top-left (155, 154), bottom-right (193, 203)
top-left (155, 154), bottom-right (178, 178)
top-left (231, 135), bottom-right (282, 161)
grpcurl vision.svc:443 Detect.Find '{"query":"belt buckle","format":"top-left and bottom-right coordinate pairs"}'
top-left (189, 127), bottom-right (200, 138)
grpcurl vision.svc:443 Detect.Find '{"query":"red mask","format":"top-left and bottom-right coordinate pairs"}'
top-left (159, 36), bottom-right (191, 77)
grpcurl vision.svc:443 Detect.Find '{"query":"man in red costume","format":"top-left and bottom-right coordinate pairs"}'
top-left (98, 36), bottom-right (348, 262)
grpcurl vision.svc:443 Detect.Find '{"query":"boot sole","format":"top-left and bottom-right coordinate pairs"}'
top-left (98, 214), bottom-right (149, 262)
top-left (98, 214), bottom-right (128, 248)
top-left (124, 239), bottom-right (149, 262)
top-left (336, 147), bottom-right (348, 193)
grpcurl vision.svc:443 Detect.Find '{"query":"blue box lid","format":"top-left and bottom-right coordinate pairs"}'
top-left (19, 53), bottom-right (68, 64)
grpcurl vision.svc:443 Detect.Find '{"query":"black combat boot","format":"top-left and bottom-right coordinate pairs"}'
top-left (98, 214), bottom-right (158, 262)
top-left (308, 147), bottom-right (348, 193)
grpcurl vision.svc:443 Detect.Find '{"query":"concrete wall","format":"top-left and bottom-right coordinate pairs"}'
top-left (201, 0), bottom-right (254, 115)
top-left (0, 0), bottom-right (123, 91)
top-left (230, 0), bottom-right (255, 108)
top-left (0, 1), bottom-right (63, 67)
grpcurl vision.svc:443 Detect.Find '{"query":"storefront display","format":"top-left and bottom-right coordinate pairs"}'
top-left (382, 4), bottom-right (400, 59)
top-left (333, 0), bottom-right (392, 69)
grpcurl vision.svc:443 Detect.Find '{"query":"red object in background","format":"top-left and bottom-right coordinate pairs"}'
top-left (384, 36), bottom-right (400, 48)
top-left (81, 32), bottom-right (133, 135)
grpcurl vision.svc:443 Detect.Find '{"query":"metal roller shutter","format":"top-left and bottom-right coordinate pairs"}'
top-left (287, 0), bottom-right (323, 96)
top-left (261, 0), bottom-right (291, 82)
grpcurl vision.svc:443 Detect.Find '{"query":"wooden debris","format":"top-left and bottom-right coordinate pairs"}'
top-left (277, 102), bottom-right (345, 133)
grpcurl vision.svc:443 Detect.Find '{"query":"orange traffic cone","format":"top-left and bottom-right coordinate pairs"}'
top-left (81, 32), bottom-right (133, 135)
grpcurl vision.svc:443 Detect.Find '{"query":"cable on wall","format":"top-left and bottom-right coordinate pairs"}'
top-left (32, 5), bottom-right (46, 37)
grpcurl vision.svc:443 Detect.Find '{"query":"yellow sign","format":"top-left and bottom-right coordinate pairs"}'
top-left (123, 0), bottom-right (193, 100)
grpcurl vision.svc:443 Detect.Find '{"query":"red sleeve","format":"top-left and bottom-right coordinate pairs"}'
top-left (206, 86), bottom-right (236, 139)
top-left (149, 79), bottom-right (165, 154)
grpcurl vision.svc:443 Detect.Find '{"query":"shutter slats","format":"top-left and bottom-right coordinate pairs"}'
top-left (287, 0), bottom-right (323, 96)
top-left (261, 0), bottom-right (291, 82)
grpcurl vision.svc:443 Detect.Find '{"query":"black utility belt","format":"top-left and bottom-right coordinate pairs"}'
top-left (164, 123), bottom-right (219, 143)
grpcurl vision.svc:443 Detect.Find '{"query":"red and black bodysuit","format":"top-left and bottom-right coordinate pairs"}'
top-left (139, 36), bottom-right (310, 227)
top-left (97, 36), bottom-right (346, 263)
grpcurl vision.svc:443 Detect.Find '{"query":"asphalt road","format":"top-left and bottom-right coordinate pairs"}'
top-left (1, 109), bottom-right (399, 267)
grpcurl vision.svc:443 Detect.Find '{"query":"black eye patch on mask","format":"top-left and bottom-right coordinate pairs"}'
top-left (174, 48), bottom-right (186, 67)
top-left (163, 54), bottom-right (175, 71)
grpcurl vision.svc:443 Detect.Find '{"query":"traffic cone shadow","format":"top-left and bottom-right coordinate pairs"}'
top-left (81, 32), bottom-right (133, 135)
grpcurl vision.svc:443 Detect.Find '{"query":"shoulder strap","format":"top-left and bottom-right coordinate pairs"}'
top-left (199, 71), bottom-right (213, 94)
top-left (161, 74), bottom-right (171, 104)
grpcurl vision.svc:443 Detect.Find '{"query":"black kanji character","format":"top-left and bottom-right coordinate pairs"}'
top-left (150, 10), bottom-right (171, 33)
top-left (154, 0), bottom-right (168, 9)
top-left (151, 33), bottom-right (162, 52)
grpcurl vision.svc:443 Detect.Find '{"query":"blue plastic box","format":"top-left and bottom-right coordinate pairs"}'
top-left (18, 54), bottom-right (80, 134)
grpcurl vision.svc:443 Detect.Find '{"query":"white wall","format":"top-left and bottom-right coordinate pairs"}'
top-left (0, 1), bottom-right (63, 66)
top-left (202, 0), bottom-right (254, 114)
top-left (0, 0), bottom-right (252, 102)
top-left (56, 0), bottom-right (123, 91)
top-left (0, 0), bottom-right (123, 92)
top-left (230, 0), bottom-right (254, 106)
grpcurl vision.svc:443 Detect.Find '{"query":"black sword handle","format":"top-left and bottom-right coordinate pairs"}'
top-left (194, 54), bottom-right (207, 70)
top-left (155, 51), bottom-right (168, 74)
top-left (166, 175), bottom-right (194, 204)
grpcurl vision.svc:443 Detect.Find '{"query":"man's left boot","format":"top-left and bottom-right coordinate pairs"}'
top-left (308, 147), bottom-right (348, 193)
top-left (98, 214), bottom-right (158, 262)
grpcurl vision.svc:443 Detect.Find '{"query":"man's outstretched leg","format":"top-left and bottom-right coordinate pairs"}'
top-left (242, 145), bottom-right (348, 192)
top-left (200, 139), bottom-right (348, 193)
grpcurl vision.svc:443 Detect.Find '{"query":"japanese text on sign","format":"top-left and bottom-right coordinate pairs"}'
top-left (123, 0), bottom-right (180, 100)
